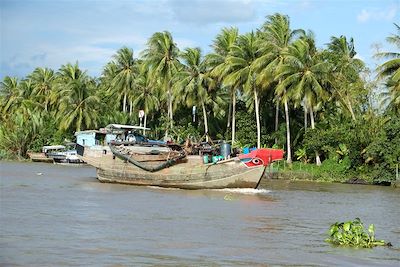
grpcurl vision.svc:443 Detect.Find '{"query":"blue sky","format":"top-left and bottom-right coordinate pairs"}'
top-left (1, 0), bottom-right (399, 80)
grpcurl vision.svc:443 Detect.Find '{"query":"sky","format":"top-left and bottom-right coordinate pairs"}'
top-left (1, 0), bottom-right (399, 80)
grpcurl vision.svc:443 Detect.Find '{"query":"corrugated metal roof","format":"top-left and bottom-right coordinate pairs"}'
top-left (105, 124), bottom-right (150, 131)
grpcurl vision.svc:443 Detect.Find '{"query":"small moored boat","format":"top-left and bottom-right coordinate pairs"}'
top-left (28, 144), bottom-right (84, 164)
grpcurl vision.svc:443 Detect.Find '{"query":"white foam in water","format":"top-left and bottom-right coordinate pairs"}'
top-left (147, 186), bottom-right (181, 190)
top-left (213, 188), bottom-right (271, 195)
top-left (147, 186), bottom-right (270, 194)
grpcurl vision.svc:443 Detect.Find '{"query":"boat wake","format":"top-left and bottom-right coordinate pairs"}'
top-left (147, 186), bottom-right (270, 195)
top-left (212, 188), bottom-right (271, 195)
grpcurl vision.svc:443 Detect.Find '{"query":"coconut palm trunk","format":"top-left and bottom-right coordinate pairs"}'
top-left (123, 92), bottom-right (127, 113)
top-left (201, 102), bottom-right (209, 142)
top-left (231, 89), bottom-right (236, 145)
top-left (254, 89), bottom-right (261, 148)
top-left (304, 104), bottom-right (308, 130)
top-left (143, 113), bottom-right (147, 136)
top-left (275, 102), bottom-right (279, 144)
top-left (168, 87), bottom-right (173, 128)
top-left (347, 98), bottom-right (356, 121)
top-left (309, 106), bottom-right (321, 166)
top-left (226, 90), bottom-right (232, 128)
top-left (284, 99), bottom-right (292, 164)
top-left (337, 90), bottom-right (356, 121)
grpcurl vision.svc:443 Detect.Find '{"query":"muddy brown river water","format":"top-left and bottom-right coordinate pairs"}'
top-left (1, 161), bottom-right (399, 266)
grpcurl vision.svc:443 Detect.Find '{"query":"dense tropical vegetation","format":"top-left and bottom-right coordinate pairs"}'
top-left (1, 14), bottom-right (399, 184)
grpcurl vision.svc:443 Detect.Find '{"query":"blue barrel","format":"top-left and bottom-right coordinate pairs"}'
top-left (220, 143), bottom-right (231, 159)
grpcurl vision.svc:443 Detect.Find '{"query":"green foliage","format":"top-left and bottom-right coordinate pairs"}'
top-left (295, 147), bottom-right (308, 163)
top-left (233, 109), bottom-right (257, 148)
top-left (0, 111), bottom-right (42, 158)
top-left (301, 114), bottom-right (399, 183)
top-left (336, 143), bottom-right (349, 163)
top-left (326, 218), bottom-right (389, 248)
top-left (0, 149), bottom-right (14, 160)
top-left (170, 123), bottom-right (201, 144)
top-left (375, 23), bottom-right (400, 112)
top-left (279, 157), bottom-right (350, 182)
top-left (362, 116), bottom-right (400, 183)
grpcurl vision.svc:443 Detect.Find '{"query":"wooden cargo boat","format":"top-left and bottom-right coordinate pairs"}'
top-left (77, 124), bottom-right (284, 189)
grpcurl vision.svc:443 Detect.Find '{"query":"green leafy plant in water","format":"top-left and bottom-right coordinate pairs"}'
top-left (326, 218), bottom-right (391, 248)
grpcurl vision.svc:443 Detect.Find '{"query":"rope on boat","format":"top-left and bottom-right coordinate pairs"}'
top-left (109, 143), bottom-right (187, 172)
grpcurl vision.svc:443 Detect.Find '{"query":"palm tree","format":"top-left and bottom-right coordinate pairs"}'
top-left (56, 62), bottom-right (88, 107)
top-left (0, 76), bottom-right (43, 158)
top-left (327, 36), bottom-right (365, 120)
top-left (57, 63), bottom-right (100, 132)
top-left (207, 27), bottom-right (239, 144)
top-left (16, 78), bottom-right (42, 116)
top-left (1, 76), bottom-right (41, 122)
top-left (260, 13), bottom-right (305, 163)
top-left (0, 76), bottom-right (19, 115)
top-left (376, 23), bottom-right (400, 112)
top-left (276, 39), bottom-right (331, 165)
top-left (132, 62), bottom-right (159, 135)
top-left (0, 110), bottom-right (43, 158)
top-left (58, 62), bottom-right (86, 80)
top-left (176, 47), bottom-right (213, 142)
top-left (97, 61), bottom-right (121, 114)
top-left (224, 32), bottom-right (263, 148)
top-left (29, 67), bottom-right (56, 112)
top-left (142, 31), bottom-right (180, 130)
top-left (110, 47), bottom-right (138, 113)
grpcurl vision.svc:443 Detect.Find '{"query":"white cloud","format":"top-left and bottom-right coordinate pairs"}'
top-left (357, 9), bottom-right (370, 22)
top-left (357, 5), bottom-right (398, 23)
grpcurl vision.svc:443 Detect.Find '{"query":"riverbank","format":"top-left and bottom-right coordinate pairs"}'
top-left (265, 160), bottom-right (400, 187)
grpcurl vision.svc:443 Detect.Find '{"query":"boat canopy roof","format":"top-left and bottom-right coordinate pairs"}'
top-left (42, 145), bottom-right (65, 152)
top-left (105, 124), bottom-right (150, 131)
top-left (74, 130), bottom-right (103, 136)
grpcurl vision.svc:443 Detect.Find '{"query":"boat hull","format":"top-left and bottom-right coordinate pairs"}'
top-left (79, 145), bottom-right (266, 189)
top-left (96, 161), bottom-right (265, 189)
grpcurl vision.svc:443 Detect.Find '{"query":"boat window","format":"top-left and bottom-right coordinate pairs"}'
top-left (135, 135), bottom-right (146, 143)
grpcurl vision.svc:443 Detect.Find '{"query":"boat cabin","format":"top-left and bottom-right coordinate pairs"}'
top-left (75, 124), bottom-right (163, 148)
top-left (105, 124), bottom-right (152, 144)
top-left (42, 145), bottom-right (66, 154)
top-left (75, 129), bottom-right (116, 147)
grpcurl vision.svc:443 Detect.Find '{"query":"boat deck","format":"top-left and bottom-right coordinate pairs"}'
top-left (27, 152), bottom-right (54, 163)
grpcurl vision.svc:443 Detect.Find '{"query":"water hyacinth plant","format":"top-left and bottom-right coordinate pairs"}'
top-left (326, 218), bottom-right (391, 248)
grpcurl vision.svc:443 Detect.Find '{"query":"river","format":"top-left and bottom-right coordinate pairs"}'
top-left (1, 161), bottom-right (399, 266)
